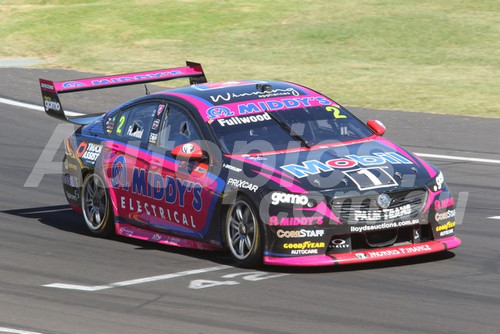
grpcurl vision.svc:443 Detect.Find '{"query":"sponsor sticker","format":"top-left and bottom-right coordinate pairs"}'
top-left (281, 152), bottom-right (413, 178)
top-left (350, 219), bottom-right (419, 233)
top-left (76, 142), bottom-right (102, 164)
top-left (353, 204), bottom-right (412, 222)
top-left (435, 221), bottom-right (455, 232)
top-left (276, 229), bottom-right (325, 238)
top-left (44, 99), bottom-right (61, 111)
top-left (283, 241), bottom-right (325, 250)
top-left (330, 238), bottom-right (349, 249)
top-left (435, 209), bottom-right (456, 222)
top-left (271, 192), bottom-right (308, 206)
top-left (216, 113), bottom-right (271, 127)
top-left (269, 216), bottom-right (323, 226)
top-left (227, 178), bottom-right (258, 192)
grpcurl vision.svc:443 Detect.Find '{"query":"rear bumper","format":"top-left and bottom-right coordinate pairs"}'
top-left (263, 236), bottom-right (461, 267)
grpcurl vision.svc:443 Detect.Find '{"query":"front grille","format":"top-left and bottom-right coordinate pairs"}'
top-left (331, 188), bottom-right (427, 224)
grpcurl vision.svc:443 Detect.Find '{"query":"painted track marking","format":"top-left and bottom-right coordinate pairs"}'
top-left (0, 327), bottom-right (45, 334)
top-left (415, 152), bottom-right (500, 164)
top-left (0, 97), bottom-right (82, 116)
top-left (488, 216), bottom-right (500, 220)
top-left (44, 265), bottom-right (231, 291)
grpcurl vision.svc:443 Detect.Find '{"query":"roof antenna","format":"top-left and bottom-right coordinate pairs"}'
top-left (256, 83), bottom-right (272, 92)
top-left (144, 84), bottom-right (150, 95)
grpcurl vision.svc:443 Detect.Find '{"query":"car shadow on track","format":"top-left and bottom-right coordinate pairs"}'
top-left (1, 204), bottom-right (234, 265)
top-left (2, 204), bottom-right (457, 273)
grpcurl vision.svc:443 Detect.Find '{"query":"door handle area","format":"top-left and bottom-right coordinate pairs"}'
top-left (151, 160), bottom-right (163, 170)
top-left (111, 143), bottom-right (122, 151)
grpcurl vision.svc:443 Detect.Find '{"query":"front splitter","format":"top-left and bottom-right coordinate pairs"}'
top-left (263, 236), bottom-right (461, 267)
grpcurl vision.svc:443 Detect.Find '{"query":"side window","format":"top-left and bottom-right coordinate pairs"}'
top-left (114, 101), bottom-right (159, 141)
top-left (158, 104), bottom-right (202, 151)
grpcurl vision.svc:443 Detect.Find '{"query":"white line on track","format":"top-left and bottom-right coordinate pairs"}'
top-left (415, 152), bottom-right (500, 164)
top-left (44, 265), bottom-right (231, 291)
top-left (1, 96), bottom-right (499, 164)
top-left (488, 216), bottom-right (500, 220)
top-left (0, 97), bottom-right (83, 116)
top-left (0, 327), bottom-right (45, 334)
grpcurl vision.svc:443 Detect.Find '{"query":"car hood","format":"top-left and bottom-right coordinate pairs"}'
top-left (226, 136), bottom-right (439, 195)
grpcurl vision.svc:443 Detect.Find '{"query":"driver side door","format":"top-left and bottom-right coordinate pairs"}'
top-left (147, 102), bottom-right (222, 239)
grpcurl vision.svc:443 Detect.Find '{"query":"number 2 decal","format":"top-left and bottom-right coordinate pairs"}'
top-left (116, 115), bottom-right (126, 134)
top-left (326, 106), bottom-right (347, 119)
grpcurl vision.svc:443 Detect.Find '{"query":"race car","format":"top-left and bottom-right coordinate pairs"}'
top-left (40, 61), bottom-right (460, 267)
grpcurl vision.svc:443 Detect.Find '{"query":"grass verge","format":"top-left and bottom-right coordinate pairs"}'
top-left (1, 0), bottom-right (498, 117)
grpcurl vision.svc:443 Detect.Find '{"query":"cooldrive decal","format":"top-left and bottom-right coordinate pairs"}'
top-left (281, 152), bottom-right (413, 178)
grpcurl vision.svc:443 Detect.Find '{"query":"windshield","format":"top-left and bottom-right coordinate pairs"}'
top-left (209, 105), bottom-right (374, 154)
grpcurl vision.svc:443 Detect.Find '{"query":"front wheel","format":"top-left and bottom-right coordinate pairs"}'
top-left (225, 197), bottom-right (263, 267)
top-left (81, 173), bottom-right (114, 237)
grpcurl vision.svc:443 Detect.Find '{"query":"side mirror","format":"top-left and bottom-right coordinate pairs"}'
top-left (172, 142), bottom-right (206, 161)
top-left (367, 120), bottom-right (386, 136)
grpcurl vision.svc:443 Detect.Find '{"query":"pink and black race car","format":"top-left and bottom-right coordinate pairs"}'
top-left (40, 61), bottom-right (460, 267)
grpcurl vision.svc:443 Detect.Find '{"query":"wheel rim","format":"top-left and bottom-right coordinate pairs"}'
top-left (227, 200), bottom-right (257, 260)
top-left (82, 174), bottom-right (108, 231)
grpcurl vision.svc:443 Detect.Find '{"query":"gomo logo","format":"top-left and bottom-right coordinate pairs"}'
top-left (271, 192), bottom-right (308, 205)
top-left (44, 100), bottom-right (61, 111)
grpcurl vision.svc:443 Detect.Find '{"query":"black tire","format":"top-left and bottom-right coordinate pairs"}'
top-left (225, 196), bottom-right (263, 267)
top-left (81, 173), bottom-right (114, 237)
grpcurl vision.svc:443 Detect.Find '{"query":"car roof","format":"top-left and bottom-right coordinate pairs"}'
top-left (164, 80), bottom-right (313, 103)
top-left (153, 80), bottom-right (336, 122)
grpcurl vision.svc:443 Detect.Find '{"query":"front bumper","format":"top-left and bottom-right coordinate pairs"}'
top-left (263, 236), bottom-right (461, 266)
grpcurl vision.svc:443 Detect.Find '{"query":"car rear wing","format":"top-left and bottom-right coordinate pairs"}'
top-left (39, 61), bottom-right (207, 124)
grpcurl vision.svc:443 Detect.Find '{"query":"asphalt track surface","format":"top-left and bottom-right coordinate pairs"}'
top-left (0, 68), bottom-right (499, 334)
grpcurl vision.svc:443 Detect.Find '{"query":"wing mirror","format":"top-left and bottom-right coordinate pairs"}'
top-left (367, 120), bottom-right (386, 136)
top-left (172, 142), bottom-right (207, 161)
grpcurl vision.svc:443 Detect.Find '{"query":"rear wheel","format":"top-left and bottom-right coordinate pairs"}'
top-left (81, 173), bottom-right (114, 237)
top-left (225, 196), bottom-right (263, 267)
